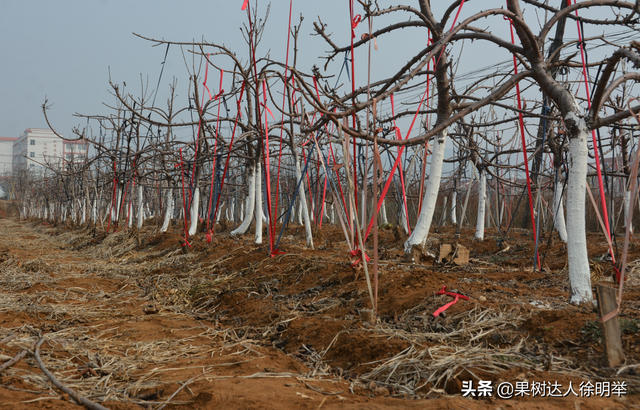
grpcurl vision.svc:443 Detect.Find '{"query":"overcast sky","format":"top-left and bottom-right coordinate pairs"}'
top-left (0, 0), bottom-right (408, 141)
top-left (0, 0), bottom-right (627, 151)
top-left (0, 0), bottom-right (503, 141)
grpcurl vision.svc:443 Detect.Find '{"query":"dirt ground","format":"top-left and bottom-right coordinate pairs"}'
top-left (1, 214), bottom-right (640, 409)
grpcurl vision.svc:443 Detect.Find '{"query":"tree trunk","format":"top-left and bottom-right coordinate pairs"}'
top-left (624, 190), bottom-right (633, 234)
top-left (404, 131), bottom-right (446, 253)
top-left (553, 166), bottom-right (568, 242)
top-left (380, 199), bottom-right (389, 224)
top-left (475, 168), bottom-right (486, 241)
top-left (255, 161), bottom-right (263, 244)
top-left (137, 183), bottom-right (145, 230)
top-left (160, 186), bottom-right (174, 233)
top-left (231, 163), bottom-right (256, 236)
top-left (188, 187), bottom-right (200, 236)
top-left (295, 156), bottom-right (314, 248)
top-left (566, 116), bottom-right (592, 304)
top-left (450, 190), bottom-right (457, 225)
top-left (399, 196), bottom-right (410, 234)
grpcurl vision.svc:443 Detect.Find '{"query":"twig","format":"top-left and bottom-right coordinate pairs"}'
top-left (616, 363), bottom-right (640, 376)
top-left (0, 350), bottom-right (28, 373)
top-left (0, 334), bottom-right (16, 345)
top-left (1, 384), bottom-right (46, 395)
top-left (304, 382), bottom-right (344, 396)
top-left (155, 370), bottom-right (212, 410)
top-left (34, 338), bottom-right (111, 410)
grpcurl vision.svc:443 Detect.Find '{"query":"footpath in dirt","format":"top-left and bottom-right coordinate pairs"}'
top-left (0, 216), bottom-right (639, 409)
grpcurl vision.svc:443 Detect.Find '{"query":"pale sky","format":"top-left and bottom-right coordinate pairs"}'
top-left (0, 0), bottom-right (631, 155)
top-left (0, 0), bottom-right (419, 141)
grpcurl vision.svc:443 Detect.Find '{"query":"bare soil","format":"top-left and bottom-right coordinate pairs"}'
top-left (1, 217), bottom-right (639, 409)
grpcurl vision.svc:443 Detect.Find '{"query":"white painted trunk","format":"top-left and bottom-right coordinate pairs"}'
top-left (475, 169), bottom-right (486, 241)
top-left (330, 203), bottom-right (336, 225)
top-left (71, 201), bottom-right (77, 223)
top-left (254, 162), bottom-right (263, 244)
top-left (188, 187), bottom-right (200, 236)
top-left (231, 163), bottom-right (256, 236)
top-left (450, 190), bottom-right (458, 225)
top-left (399, 198), bottom-right (409, 234)
top-left (81, 198), bottom-right (86, 225)
top-left (297, 200), bottom-right (303, 225)
top-left (553, 169), bottom-right (568, 242)
top-left (160, 187), bottom-right (173, 233)
top-left (115, 187), bottom-right (122, 222)
top-left (625, 190), bottom-right (633, 234)
top-left (92, 198), bottom-right (97, 224)
top-left (405, 131), bottom-right (446, 253)
top-left (125, 195), bottom-right (132, 228)
top-left (323, 202), bottom-right (329, 222)
top-left (137, 183), bottom-right (144, 229)
top-left (295, 156), bottom-right (314, 248)
top-left (380, 199), bottom-right (389, 224)
top-left (565, 115), bottom-right (592, 304)
top-left (217, 203), bottom-right (223, 223)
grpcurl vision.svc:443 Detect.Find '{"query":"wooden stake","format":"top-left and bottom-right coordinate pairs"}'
top-left (595, 284), bottom-right (624, 367)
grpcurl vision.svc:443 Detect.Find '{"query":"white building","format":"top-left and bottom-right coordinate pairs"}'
top-left (13, 128), bottom-right (88, 172)
top-left (0, 137), bottom-right (18, 175)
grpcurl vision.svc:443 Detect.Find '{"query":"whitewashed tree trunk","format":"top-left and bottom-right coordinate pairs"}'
top-left (255, 161), bottom-right (263, 244)
top-left (450, 190), bottom-right (458, 225)
top-left (380, 199), bottom-right (389, 224)
top-left (217, 203), bottom-right (223, 223)
top-left (624, 190), bottom-right (633, 234)
top-left (81, 197), bottom-right (86, 225)
top-left (231, 163), bottom-right (256, 236)
top-left (137, 183), bottom-right (145, 229)
top-left (399, 198), bottom-right (409, 234)
top-left (188, 187), bottom-right (200, 236)
top-left (475, 168), bottom-right (487, 241)
top-left (160, 186), bottom-right (173, 233)
top-left (323, 202), bottom-right (329, 223)
top-left (297, 200), bottom-right (303, 225)
top-left (114, 187), bottom-right (122, 222)
top-left (126, 196), bottom-right (133, 228)
top-left (565, 113), bottom-right (592, 304)
top-left (405, 131), bottom-right (446, 253)
top-left (71, 200), bottom-right (77, 223)
top-left (295, 156), bottom-right (314, 248)
top-left (553, 168), bottom-right (568, 242)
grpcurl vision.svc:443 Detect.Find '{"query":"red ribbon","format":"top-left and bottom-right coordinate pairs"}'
top-left (433, 286), bottom-right (469, 317)
top-left (271, 249), bottom-right (286, 257)
top-left (261, 102), bottom-right (275, 120)
top-left (349, 249), bottom-right (370, 267)
top-left (613, 266), bottom-right (627, 284)
top-left (241, 0), bottom-right (248, 10)
top-left (205, 231), bottom-right (213, 244)
top-left (351, 14), bottom-right (362, 38)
